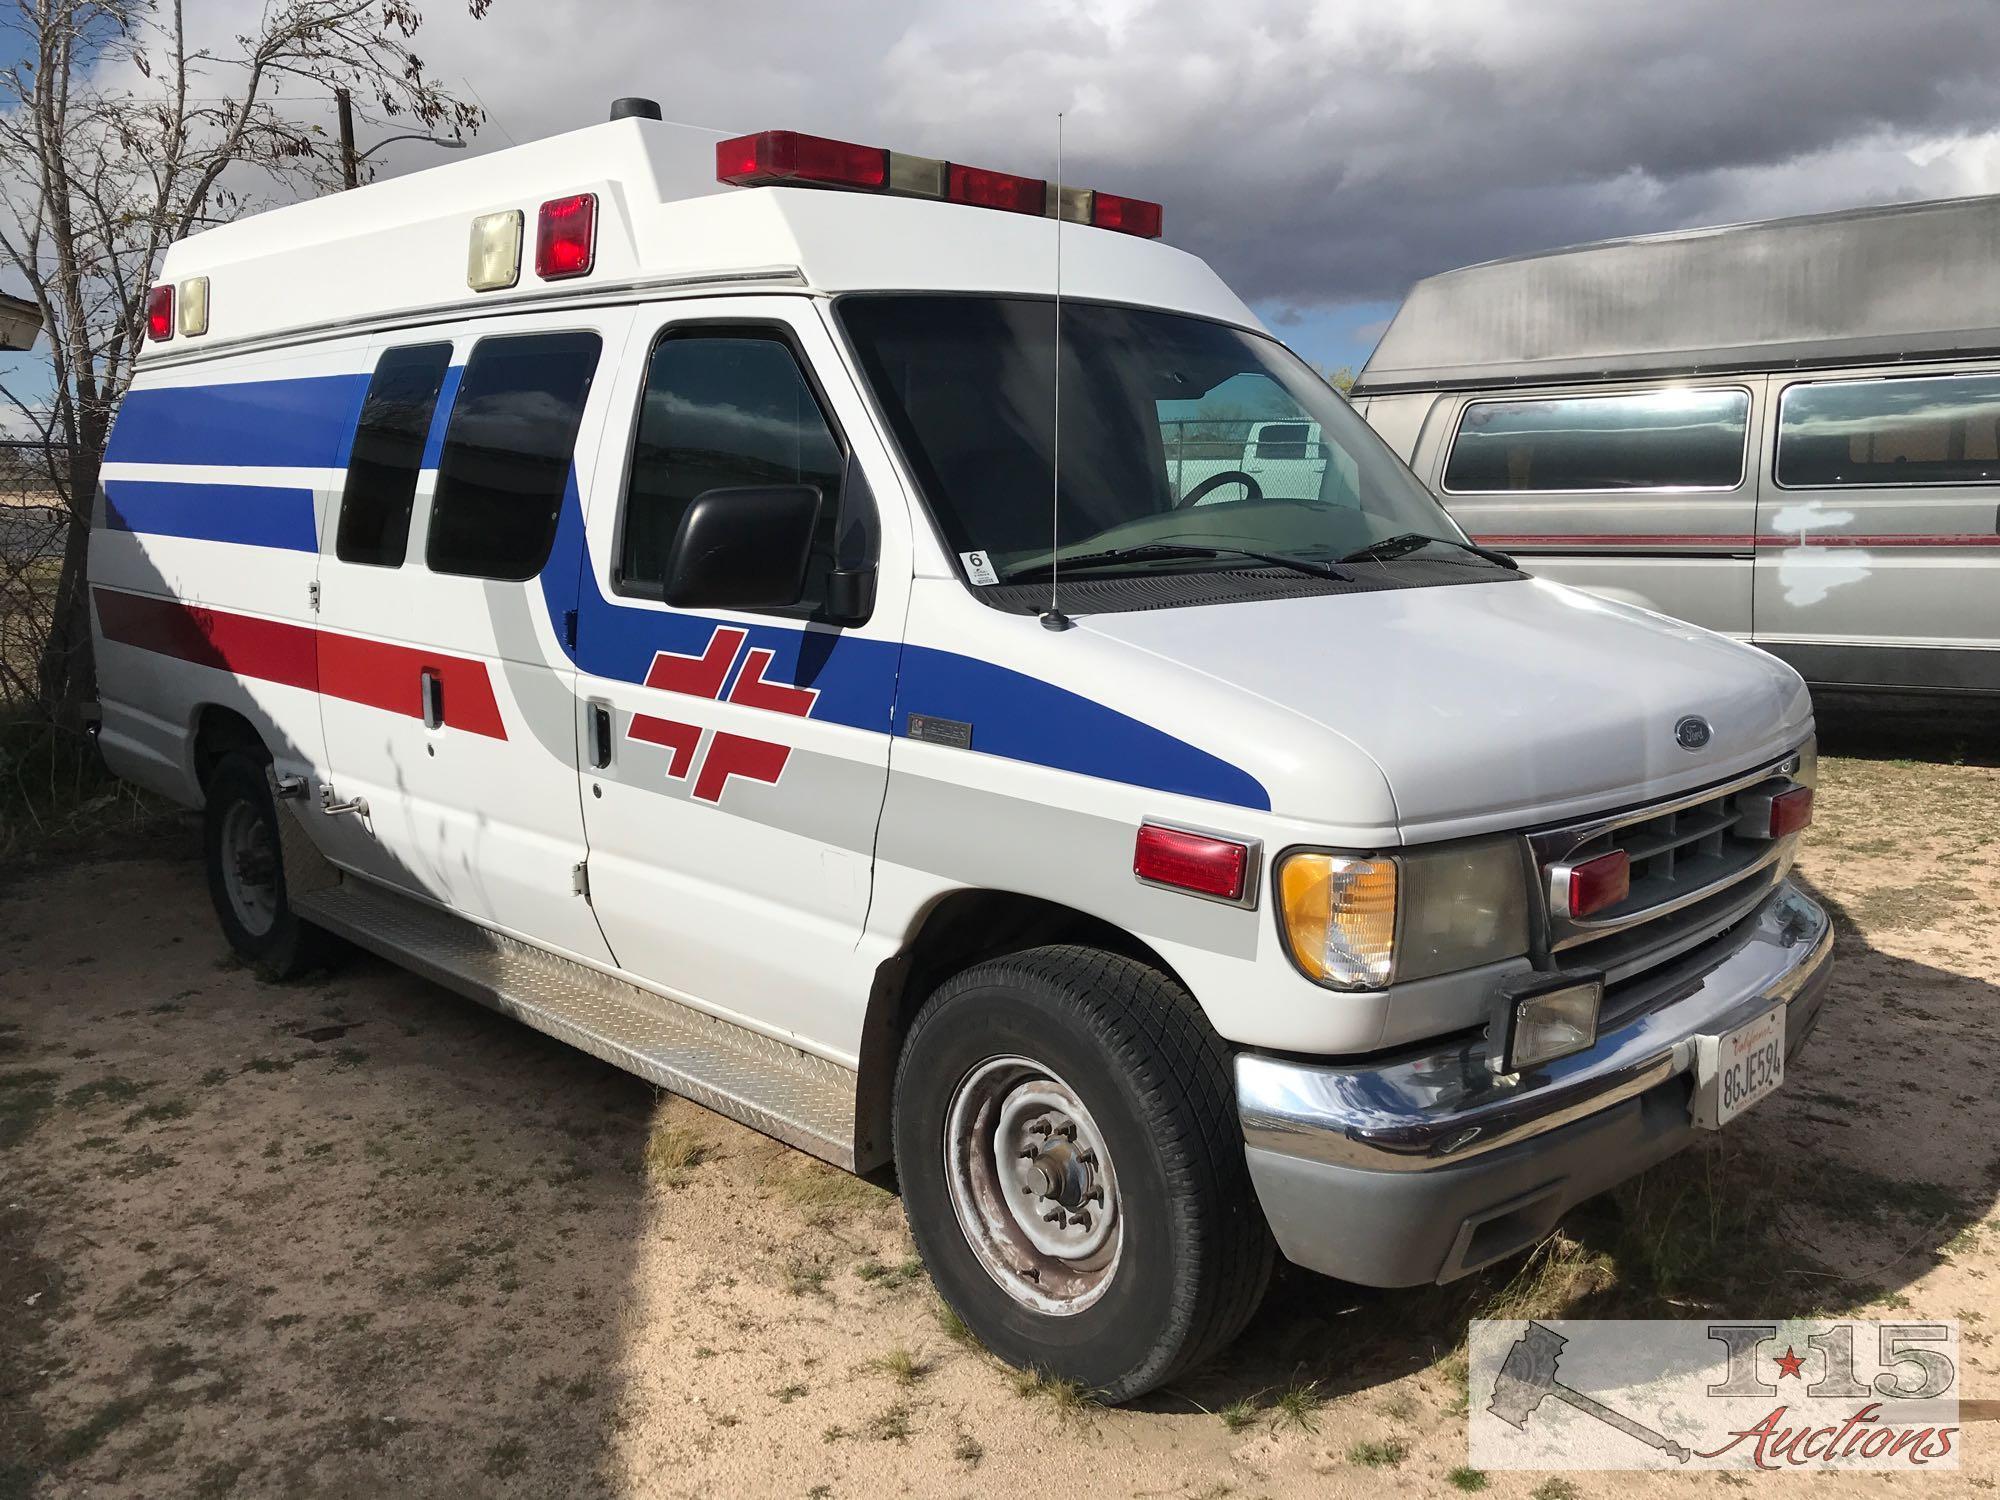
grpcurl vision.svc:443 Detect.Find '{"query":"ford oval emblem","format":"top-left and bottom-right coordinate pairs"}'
top-left (1675, 715), bottom-right (1713, 751)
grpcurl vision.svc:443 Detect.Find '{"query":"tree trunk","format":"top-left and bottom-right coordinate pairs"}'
top-left (34, 446), bottom-right (99, 730)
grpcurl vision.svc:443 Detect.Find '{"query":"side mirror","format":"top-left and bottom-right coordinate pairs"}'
top-left (663, 485), bottom-right (820, 611)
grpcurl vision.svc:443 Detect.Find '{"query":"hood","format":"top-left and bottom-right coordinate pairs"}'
top-left (1080, 576), bottom-right (1812, 841)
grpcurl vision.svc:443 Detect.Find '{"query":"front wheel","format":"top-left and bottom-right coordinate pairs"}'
top-left (893, 946), bottom-right (1273, 1401)
top-left (202, 753), bottom-right (338, 980)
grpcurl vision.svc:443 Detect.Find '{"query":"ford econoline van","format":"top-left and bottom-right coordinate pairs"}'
top-left (88, 108), bottom-right (1833, 1401)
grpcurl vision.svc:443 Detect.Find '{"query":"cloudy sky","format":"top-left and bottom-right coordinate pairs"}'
top-left (378, 0), bottom-right (2000, 371)
top-left (11, 0), bottom-right (2000, 382)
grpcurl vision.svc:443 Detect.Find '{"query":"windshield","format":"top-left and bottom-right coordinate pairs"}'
top-left (838, 294), bottom-right (1466, 582)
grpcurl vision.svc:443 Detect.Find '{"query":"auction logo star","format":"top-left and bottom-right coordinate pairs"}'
top-left (1774, 1346), bottom-right (1807, 1380)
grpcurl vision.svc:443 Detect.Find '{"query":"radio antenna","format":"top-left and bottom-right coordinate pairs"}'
top-left (1041, 110), bottom-right (1074, 632)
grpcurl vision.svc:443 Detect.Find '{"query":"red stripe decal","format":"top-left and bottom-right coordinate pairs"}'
top-left (1477, 533), bottom-right (2000, 549)
top-left (94, 587), bottom-right (318, 689)
top-left (628, 713), bottom-right (702, 779)
top-left (92, 587), bottom-right (507, 740)
top-left (317, 632), bottom-right (507, 739)
top-left (691, 731), bottom-right (790, 803)
top-left (726, 646), bottom-right (819, 717)
top-left (644, 626), bottom-right (747, 698)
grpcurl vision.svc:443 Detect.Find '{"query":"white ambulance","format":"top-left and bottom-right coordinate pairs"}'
top-left (88, 102), bottom-right (1833, 1401)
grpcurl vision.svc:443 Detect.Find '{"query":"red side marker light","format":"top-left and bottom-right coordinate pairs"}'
top-left (1768, 785), bottom-right (1814, 838)
top-left (716, 130), bottom-right (888, 190)
top-left (1134, 824), bottom-right (1249, 902)
top-left (536, 193), bottom-right (597, 280)
top-left (946, 162), bottom-right (1047, 216)
top-left (145, 285), bottom-right (174, 341)
top-left (1566, 850), bottom-right (1631, 919)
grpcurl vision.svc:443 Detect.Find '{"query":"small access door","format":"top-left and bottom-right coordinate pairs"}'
top-left (315, 311), bottom-right (625, 965)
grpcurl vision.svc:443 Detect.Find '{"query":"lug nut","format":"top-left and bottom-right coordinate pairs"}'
top-left (1028, 1119), bottom-right (1053, 1137)
top-left (1056, 1121), bottom-right (1077, 1140)
top-left (1018, 1144), bottom-right (1040, 1159)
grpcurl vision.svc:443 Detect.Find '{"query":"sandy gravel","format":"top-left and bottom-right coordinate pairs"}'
top-left (3, 744), bottom-right (1999, 1498)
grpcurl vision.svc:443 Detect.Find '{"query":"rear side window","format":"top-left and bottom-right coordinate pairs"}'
top-left (617, 331), bottom-right (843, 604)
top-left (427, 330), bottom-right (602, 580)
top-left (336, 343), bottom-right (453, 567)
top-left (1777, 372), bottom-right (2000, 487)
top-left (1444, 388), bottom-right (1749, 492)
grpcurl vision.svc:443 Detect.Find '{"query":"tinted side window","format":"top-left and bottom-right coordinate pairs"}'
top-left (336, 343), bottom-right (453, 567)
top-left (1778, 373), bottom-right (2000, 487)
top-left (1444, 389), bottom-right (1749, 492)
top-left (618, 333), bottom-right (843, 602)
top-left (427, 330), bottom-right (602, 580)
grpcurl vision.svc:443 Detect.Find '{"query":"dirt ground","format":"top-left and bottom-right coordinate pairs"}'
top-left (4, 713), bottom-right (2000, 1497)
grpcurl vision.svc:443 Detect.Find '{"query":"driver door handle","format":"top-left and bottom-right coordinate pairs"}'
top-left (588, 703), bottom-right (613, 769)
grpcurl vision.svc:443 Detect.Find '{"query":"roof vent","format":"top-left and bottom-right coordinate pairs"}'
top-left (610, 97), bottom-right (663, 122)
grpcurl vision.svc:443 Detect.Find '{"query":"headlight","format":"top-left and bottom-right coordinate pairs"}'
top-left (1277, 839), bottom-right (1530, 990)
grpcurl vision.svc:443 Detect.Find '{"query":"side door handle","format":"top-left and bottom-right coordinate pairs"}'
top-left (588, 703), bottom-right (613, 769)
top-left (420, 669), bottom-right (444, 730)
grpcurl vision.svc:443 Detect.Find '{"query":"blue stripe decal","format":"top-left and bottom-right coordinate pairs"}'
top-left (540, 478), bottom-right (1270, 811)
top-left (106, 373), bottom-right (372, 469)
top-left (893, 647), bottom-right (1270, 810)
top-left (103, 480), bottom-right (318, 553)
top-left (420, 365), bottom-right (466, 470)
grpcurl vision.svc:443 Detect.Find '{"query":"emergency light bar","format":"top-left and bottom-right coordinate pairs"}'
top-left (716, 129), bottom-right (1164, 240)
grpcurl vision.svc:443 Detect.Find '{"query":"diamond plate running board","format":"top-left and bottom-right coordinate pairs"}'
top-left (294, 877), bottom-right (857, 1168)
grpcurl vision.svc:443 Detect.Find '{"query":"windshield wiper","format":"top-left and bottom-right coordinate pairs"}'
top-left (1002, 543), bottom-right (1348, 585)
top-left (1339, 532), bottom-right (1518, 569)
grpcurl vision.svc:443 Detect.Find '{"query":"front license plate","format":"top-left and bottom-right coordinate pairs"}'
top-left (1693, 1004), bottom-right (1786, 1130)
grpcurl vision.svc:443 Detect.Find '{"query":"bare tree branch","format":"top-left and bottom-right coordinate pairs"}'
top-left (0, 0), bottom-right (490, 724)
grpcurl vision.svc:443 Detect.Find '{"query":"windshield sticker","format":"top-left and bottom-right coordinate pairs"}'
top-left (960, 550), bottom-right (1000, 586)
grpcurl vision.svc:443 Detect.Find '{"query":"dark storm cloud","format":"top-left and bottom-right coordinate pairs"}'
top-left (375, 0), bottom-right (2000, 314)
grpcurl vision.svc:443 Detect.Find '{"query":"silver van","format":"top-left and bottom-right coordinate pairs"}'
top-left (1353, 194), bottom-right (2000, 699)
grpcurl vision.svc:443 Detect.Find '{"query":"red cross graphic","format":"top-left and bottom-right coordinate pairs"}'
top-left (627, 626), bottom-right (818, 803)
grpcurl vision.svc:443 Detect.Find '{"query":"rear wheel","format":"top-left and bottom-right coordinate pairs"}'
top-left (894, 945), bottom-right (1273, 1401)
top-left (202, 753), bottom-right (337, 980)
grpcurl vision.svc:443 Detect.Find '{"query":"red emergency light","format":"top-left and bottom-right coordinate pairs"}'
top-left (145, 285), bottom-right (174, 342)
top-left (536, 193), bottom-right (597, 280)
top-left (1767, 785), bottom-right (1814, 838)
top-left (1565, 850), bottom-right (1631, 920)
top-left (715, 129), bottom-right (1165, 239)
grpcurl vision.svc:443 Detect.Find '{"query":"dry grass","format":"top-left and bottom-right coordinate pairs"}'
top-left (642, 1120), bottom-right (710, 1189)
top-left (1010, 1367), bottom-right (1098, 1425)
top-left (863, 1346), bottom-right (929, 1387)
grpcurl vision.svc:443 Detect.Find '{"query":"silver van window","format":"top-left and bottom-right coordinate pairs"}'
top-left (1777, 371), bottom-right (2000, 488)
top-left (1443, 388), bottom-right (1749, 493)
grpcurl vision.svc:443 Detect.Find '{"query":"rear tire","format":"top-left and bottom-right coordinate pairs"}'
top-left (893, 945), bottom-right (1273, 1401)
top-left (202, 753), bottom-right (337, 980)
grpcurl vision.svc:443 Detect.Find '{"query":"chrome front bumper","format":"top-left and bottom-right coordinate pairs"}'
top-left (1236, 881), bottom-right (1833, 1284)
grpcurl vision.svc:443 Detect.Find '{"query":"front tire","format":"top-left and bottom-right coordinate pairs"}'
top-left (893, 945), bottom-right (1273, 1401)
top-left (202, 753), bottom-right (337, 980)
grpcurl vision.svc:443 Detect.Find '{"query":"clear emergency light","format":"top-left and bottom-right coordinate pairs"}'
top-left (715, 129), bottom-right (1165, 239)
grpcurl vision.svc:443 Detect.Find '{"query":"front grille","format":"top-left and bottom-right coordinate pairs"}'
top-left (1530, 752), bottom-right (1809, 989)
